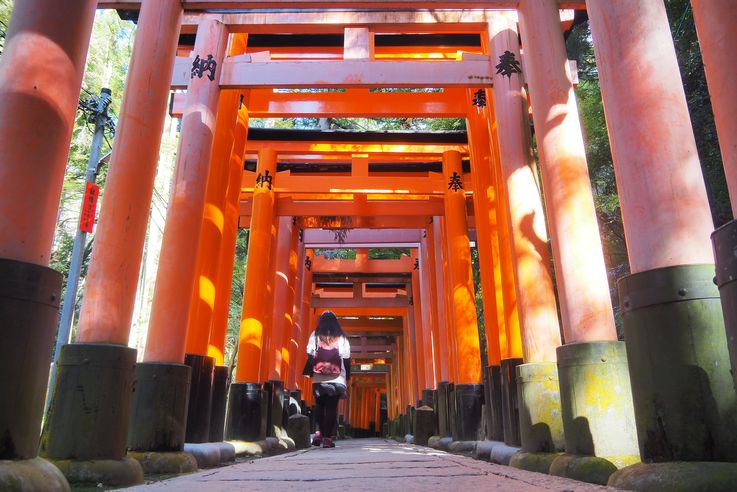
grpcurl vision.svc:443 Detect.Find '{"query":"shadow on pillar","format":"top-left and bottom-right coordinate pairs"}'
top-left (224, 382), bottom-right (264, 442)
top-left (127, 362), bottom-right (198, 474)
top-left (501, 358), bottom-right (522, 447)
top-left (0, 259), bottom-right (69, 490)
top-left (712, 222), bottom-right (737, 393)
top-left (184, 354), bottom-right (215, 443)
top-left (436, 381), bottom-right (451, 437)
top-left (264, 380), bottom-right (286, 438)
top-left (208, 366), bottom-right (229, 442)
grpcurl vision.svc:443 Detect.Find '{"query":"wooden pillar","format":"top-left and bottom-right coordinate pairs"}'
top-left (466, 88), bottom-right (503, 367)
top-left (487, 13), bottom-right (561, 362)
top-left (518, 0), bottom-right (617, 343)
top-left (258, 215), bottom-right (279, 383)
top-left (208, 102), bottom-right (249, 366)
top-left (438, 216), bottom-right (460, 382)
top-left (442, 151), bottom-right (482, 384)
top-left (0, 0), bottom-right (96, 481)
top-left (286, 237), bottom-right (305, 390)
top-left (77, 0), bottom-right (182, 344)
top-left (419, 234), bottom-right (438, 388)
top-left (267, 216), bottom-right (297, 382)
top-left (234, 148), bottom-right (278, 383)
top-left (410, 250), bottom-right (427, 393)
top-left (144, 19), bottom-right (229, 363)
top-left (691, 0), bottom-right (737, 215)
top-left (429, 218), bottom-right (451, 382)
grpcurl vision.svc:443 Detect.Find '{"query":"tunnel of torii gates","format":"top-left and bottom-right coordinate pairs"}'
top-left (2, 0), bottom-right (737, 490)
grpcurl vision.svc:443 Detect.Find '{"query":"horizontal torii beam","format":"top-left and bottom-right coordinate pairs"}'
top-left (170, 88), bottom-right (468, 118)
top-left (172, 56), bottom-right (494, 89)
top-left (97, 1), bottom-right (586, 11)
top-left (303, 228), bottom-right (422, 244)
top-left (312, 256), bottom-right (414, 273)
top-left (239, 197), bottom-right (446, 218)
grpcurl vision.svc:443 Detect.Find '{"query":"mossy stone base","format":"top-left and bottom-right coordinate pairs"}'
top-left (448, 441), bottom-right (476, 454)
top-left (509, 451), bottom-right (562, 474)
top-left (226, 440), bottom-right (267, 456)
top-left (127, 451), bottom-right (197, 475)
top-left (474, 440), bottom-right (504, 460)
top-left (183, 443), bottom-right (220, 468)
top-left (0, 457), bottom-right (70, 492)
top-left (516, 362), bottom-right (565, 453)
top-left (608, 462), bottom-right (737, 492)
top-left (549, 453), bottom-right (619, 485)
top-left (50, 456), bottom-right (143, 486)
top-left (490, 444), bottom-right (521, 465)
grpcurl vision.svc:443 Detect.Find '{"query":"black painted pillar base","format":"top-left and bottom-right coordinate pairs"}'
top-left (501, 358), bottom-right (523, 447)
top-left (447, 383), bottom-right (457, 439)
top-left (42, 344), bottom-right (138, 461)
top-left (184, 353), bottom-right (215, 443)
top-left (486, 365), bottom-right (504, 441)
top-left (436, 381), bottom-right (450, 437)
top-left (224, 382), bottom-right (263, 442)
top-left (619, 264), bottom-right (737, 462)
top-left (128, 362), bottom-right (191, 451)
top-left (452, 384), bottom-right (484, 442)
top-left (264, 380), bottom-right (285, 437)
top-left (421, 389), bottom-right (435, 409)
top-left (209, 365), bottom-right (229, 442)
top-left (0, 259), bottom-right (71, 490)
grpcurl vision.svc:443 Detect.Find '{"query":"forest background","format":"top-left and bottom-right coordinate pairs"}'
top-left (0, 0), bottom-right (727, 366)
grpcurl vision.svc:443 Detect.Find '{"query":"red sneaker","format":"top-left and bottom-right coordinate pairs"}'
top-left (322, 437), bottom-right (335, 448)
top-left (311, 431), bottom-right (322, 447)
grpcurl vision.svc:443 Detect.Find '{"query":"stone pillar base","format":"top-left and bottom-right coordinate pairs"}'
top-left (556, 341), bottom-right (639, 467)
top-left (509, 451), bottom-right (562, 474)
top-left (0, 457), bottom-right (70, 492)
top-left (127, 451), bottom-right (197, 475)
top-left (49, 457), bottom-right (143, 486)
top-left (608, 462), bottom-right (737, 492)
top-left (516, 362), bottom-right (564, 453)
top-left (549, 454), bottom-right (621, 485)
top-left (619, 264), bottom-right (737, 461)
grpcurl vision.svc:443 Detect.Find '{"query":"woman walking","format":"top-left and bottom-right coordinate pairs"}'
top-left (305, 311), bottom-right (351, 448)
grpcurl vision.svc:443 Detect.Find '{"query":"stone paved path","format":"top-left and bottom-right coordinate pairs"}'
top-left (124, 439), bottom-right (611, 491)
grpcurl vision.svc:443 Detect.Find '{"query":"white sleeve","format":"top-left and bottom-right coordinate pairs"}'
top-left (306, 331), bottom-right (316, 356)
top-left (340, 337), bottom-right (351, 359)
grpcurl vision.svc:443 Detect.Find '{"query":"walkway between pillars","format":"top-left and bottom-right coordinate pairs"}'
top-left (123, 439), bottom-right (608, 491)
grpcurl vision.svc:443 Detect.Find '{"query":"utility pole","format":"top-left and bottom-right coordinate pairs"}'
top-left (45, 88), bottom-right (114, 413)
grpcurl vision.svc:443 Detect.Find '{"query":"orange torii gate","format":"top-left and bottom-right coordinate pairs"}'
top-left (3, 1), bottom-right (737, 491)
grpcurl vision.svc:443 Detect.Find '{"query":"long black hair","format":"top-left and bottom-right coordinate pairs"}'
top-left (315, 311), bottom-right (345, 342)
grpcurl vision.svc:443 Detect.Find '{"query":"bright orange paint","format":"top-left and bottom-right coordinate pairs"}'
top-left (234, 148), bottom-right (277, 383)
top-left (443, 150), bottom-right (482, 384)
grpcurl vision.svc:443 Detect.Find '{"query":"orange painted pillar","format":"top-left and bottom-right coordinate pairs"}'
top-left (266, 216), bottom-right (297, 382)
top-left (487, 14), bottom-right (561, 363)
top-left (286, 236), bottom-right (305, 390)
top-left (402, 314), bottom-right (419, 405)
top-left (208, 102), bottom-right (250, 366)
top-left (438, 216), bottom-right (460, 383)
top-left (442, 151), bottom-right (482, 385)
top-left (691, 1), bottom-right (737, 215)
top-left (418, 234), bottom-right (438, 388)
top-left (0, 0), bottom-right (96, 477)
top-left (77, 0), bottom-right (182, 345)
top-left (234, 149), bottom-right (278, 383)
top-left (586, 0), bottom-right (737, 464)
top-left (410, 251), bottom-right (428, 392)
top-left (466, 89), bottom-right (503, 367)
top-left (295, 250), bottom-right (314, 391)
top-left (429, 218), bottom-right (451, 382)
top-left (144, 18), bottom-right (229, 364)
top-left (518, 0), bottom-right (617, 344)
top-left (258, 215), bottom-right (279, 383)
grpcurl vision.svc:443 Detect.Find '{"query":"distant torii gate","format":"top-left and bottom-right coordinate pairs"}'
top-left (2, 1), bottom-right (737, 491)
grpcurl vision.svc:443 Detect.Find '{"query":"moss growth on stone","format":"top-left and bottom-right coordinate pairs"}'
top-left (608, 462), bottom-right (737, 492)
top-left (509, 451), bottom-right (562, 474)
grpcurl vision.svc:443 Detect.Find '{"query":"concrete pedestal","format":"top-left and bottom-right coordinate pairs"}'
top-left (287, 414), bottom-right (310, 449)
top-left (41, 343), bottom-right (142, 486)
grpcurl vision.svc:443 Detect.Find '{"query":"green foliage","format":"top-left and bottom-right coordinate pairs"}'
top-left (225, 229), bottom-right (249, 366)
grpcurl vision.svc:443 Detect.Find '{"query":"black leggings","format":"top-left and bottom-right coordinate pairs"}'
top-left (315, 394), bottom-right (340, 437)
